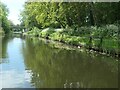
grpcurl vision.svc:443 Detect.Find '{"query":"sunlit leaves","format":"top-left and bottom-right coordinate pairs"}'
top-left (0, 2), bottom-right (10, 34)
top-left (20, 2), bottom-right (120, 30)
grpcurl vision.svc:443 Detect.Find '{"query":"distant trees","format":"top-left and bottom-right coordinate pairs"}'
top-left (20, 2), bottom-right (120, 30)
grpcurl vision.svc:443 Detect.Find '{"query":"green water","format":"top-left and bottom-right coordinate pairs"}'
top-left (0, 35), bottom-right (118, 88)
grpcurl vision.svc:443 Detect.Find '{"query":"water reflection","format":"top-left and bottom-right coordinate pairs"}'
top-left (22, 37), bottom-right (118, 88)
top-left (1, 35), bottom-right (34, 88)
top-left (0, 36), bottom-right (118, 88)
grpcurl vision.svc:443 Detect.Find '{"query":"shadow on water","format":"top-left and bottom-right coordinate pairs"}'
top-left (22, 37), bottom-right (118, 88)
top-left (1, 35), bottom-right (11, 63)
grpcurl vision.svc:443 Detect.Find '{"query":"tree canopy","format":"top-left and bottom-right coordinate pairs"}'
top-left (0, 2), bottom-right (11, 34)
top-left (20, 2), bottom-right (120, 29)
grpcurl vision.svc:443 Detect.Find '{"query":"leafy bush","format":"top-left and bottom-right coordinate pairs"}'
top-left (40, 28), bottom-right (55, 38)
top-left (27, 27), bottom-right (41, 36)
top-left (49, 32), bottom-right (61, 40)
top-left (106, 24), bottom-right (118, 39)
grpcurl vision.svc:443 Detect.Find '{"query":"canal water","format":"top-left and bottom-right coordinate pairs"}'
top-left (0, 35), bottom-right (118, 88)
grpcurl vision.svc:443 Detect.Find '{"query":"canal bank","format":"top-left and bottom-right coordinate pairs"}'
top-left (25, 26), bottom-right (120, 59)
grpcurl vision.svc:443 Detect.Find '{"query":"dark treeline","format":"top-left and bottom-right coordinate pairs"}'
top-left (20, 2), bottom-right (120, 29)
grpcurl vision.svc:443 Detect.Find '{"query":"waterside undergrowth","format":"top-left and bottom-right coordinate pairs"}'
top-left (26, 25), bottom-right (120, 58)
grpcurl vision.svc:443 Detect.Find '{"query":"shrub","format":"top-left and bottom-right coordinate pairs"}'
top-left (27, 27), bottom-right (41, 36)
top-left (40, 28), bottom-right (55, 38)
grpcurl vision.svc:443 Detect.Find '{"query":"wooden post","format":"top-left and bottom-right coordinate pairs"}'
top-left (89, 36), bottom-right (92, 49)
top-left (98, 36), bottom-right (103, 52)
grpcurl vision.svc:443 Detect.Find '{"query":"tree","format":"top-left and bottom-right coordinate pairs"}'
top-left (20, 2), bottom-right (120, 30)
top-left (0, 2), bottom-right (10, 34)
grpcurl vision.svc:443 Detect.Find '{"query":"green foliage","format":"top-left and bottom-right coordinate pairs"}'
top-left (39, 28), bottom-right (55, 38)
top-left (27, 27), bottom-right (41, 36)
top-left (20, 2), bottom-right (120, 55)
top-left (0, 2), bottom-right (10, 34)
top-left (20, 2), bottom-right (120, 30)
top-left (102, 39), bottom-right (118, 51)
